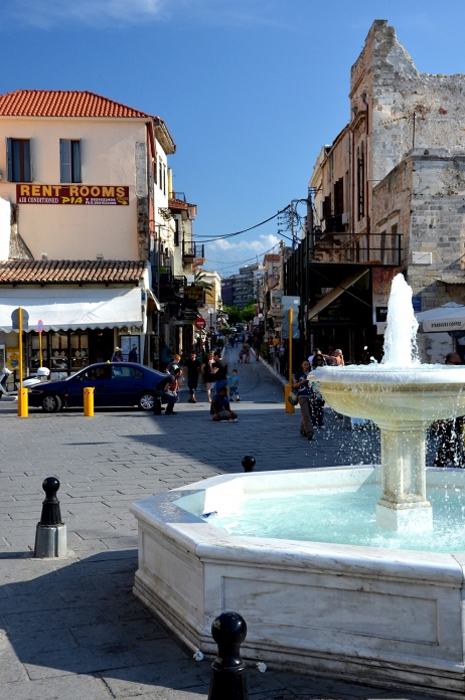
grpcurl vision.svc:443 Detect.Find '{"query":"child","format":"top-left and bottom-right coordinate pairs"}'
top-left (228, 369), bottom-right (241, 401)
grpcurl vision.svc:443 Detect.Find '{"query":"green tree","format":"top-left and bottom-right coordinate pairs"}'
top-left (241, 300), bottom-right (257, 322)
top-left (223, 304), bottom-right (242, 325)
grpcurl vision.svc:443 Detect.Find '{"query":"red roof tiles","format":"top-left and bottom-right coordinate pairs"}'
top-left (0, 260), bottom-right (147, 285)
top-left (0, 90), bottom-right (153, 119)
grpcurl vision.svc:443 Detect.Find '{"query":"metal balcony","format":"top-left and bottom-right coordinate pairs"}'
top-left (182, 242), bottom-right (205, 259)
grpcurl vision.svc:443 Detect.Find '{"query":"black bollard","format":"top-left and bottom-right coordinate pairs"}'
top-left (241, 456), bottom-right (255, 473)
top-left (34, 477), bottom-right (67, 558)
top-left (208, 611), bottom-right (249, 700)
top-left (39, 477), bottom-right (63, 525)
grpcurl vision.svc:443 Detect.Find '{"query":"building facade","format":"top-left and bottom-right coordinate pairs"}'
top-left (0, 89), bottom-right (201, 374)
top-left (287, 20), bottom-right (465, 363)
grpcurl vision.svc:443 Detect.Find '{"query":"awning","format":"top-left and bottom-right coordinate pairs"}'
top-left (307, 269), bottom-right (369, 322)
top-left (0, 286), bottom-right (143, 332)
top-left (416, 304), bottom-right (465, 333)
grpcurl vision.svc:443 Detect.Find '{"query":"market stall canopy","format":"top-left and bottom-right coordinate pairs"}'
top-left (0, 286), bottom-right (143, 332)
top-left (416, 303), bottom-right (465, 333)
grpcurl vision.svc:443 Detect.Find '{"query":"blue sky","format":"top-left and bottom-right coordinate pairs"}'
top-left (2, 0), bottom-right (465, 277)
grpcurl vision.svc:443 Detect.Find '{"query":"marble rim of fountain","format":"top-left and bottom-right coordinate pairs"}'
top-left (313, 366), bottom-right (465, 425)
top-left (130, 467), bottom-right (465, 698)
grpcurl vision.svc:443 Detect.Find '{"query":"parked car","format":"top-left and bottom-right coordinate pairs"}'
top-left (28, 362), bottom-right (167, 412)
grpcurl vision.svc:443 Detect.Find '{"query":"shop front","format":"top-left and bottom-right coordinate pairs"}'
top-left (0, 284), bottom-right (148, 378)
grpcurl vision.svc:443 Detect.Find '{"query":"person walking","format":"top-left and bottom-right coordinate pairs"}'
top-left (201, 351), bottom-right (215, 402)
top-left (111, 347), bottom-right (123, 362)
top-left (292, 359), bottom-right (314, 441)
top-left (211, 349), bottom-right (228, 393)
top-left (185, 351), bottom-right (201, 403)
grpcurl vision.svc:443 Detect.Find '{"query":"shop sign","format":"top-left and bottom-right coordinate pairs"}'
top-left (16, 184), bottom-right (129, 206)
top-left (185, 286), bottom-right (205, 303)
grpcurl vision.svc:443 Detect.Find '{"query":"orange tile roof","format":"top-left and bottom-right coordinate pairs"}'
top-left (0, 89), bottom-right (153, 119)
top-left (0, 260), bottom-right (147, 285)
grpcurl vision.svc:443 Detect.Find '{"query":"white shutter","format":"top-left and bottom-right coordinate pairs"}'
top-left (60, 139), bottom-right (71, 183)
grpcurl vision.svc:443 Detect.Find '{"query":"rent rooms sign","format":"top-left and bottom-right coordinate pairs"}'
top-left (16, 185), bottom-right (129, 205)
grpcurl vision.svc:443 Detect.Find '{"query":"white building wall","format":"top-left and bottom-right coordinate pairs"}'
top-left (0, 117), bottom-right (149, 260)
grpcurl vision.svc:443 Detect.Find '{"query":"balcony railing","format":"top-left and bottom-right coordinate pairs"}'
top-left (182, 242), bottom-right (205, 259)
top-left (169, 191), bottom-right (186, 202)
top-left (312, 231), bottom-right (402, 266)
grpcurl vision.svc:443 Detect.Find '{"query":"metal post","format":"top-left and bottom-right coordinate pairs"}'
top-left (208, 611), bottom-right (249, 700)
top-left (83, 386), bottom-right (94, 417)
top-left (34, 477), bottom-right (67, 558)
top-left (241, 456), bottom-right (255, 472)
top-left (284, 307), bottom-right (295, 413)
top-left (17, 307), bottom-right (28, 418)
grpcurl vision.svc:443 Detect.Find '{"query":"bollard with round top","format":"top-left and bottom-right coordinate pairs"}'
top-left (34, 477), bottom-right (67, 558)
top-left (208, 611), bottom-right (249, 700)
top-left (241, 456), bottom-right (255, 472)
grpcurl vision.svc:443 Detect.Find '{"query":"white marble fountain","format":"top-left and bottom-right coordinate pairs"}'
top-left (131, 276), bottom-right (465, 698)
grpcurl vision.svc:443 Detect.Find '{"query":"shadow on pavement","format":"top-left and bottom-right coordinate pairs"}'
top-left (1, 550), bottom-right (210, 695)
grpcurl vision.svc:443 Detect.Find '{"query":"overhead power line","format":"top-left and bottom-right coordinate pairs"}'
top-left (195, 206), bottom-right (290, 243)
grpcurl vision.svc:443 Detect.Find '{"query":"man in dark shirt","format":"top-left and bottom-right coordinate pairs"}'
top-left (154, 368), bottom-right (181, 415)
top-left (212, 350), bottom-right (228, 392)
top-left (211, 387), bottom-right (238, 422)
top-left (184, 351), bottom-right (201, 403)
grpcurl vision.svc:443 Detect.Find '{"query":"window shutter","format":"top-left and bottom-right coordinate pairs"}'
top-left (72, 140), bottom-right (81, 182)
top-left (24, 140), bottom-right (32, 182)
top-left (60, 139), bottom-right (71, 182)
top-left (6, 138), bottom-right (12, 181)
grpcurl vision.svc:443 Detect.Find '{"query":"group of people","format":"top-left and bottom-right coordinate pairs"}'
top-left (153, 348), bottom-right (240, 421)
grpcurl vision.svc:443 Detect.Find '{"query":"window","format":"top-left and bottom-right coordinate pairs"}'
top-left (7, 138), bottom-right (32, 182)
top-left (357, 143), bottom-right (365, 220)
top-left (163, 164), bottom-right (166, 195)
top-left (60, 140), bottom-right (81, 183)
top-left (112, 366), bottom-right (143, 379)
top-left (159, 158), bottom-right (163, 189)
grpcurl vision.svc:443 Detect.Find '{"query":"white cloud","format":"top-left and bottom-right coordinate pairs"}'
top-left (9, 0), bottom-right (289, 29)
top-left (10, 0), bottom-right (170, 28)
top-left (212, 233), bottom-right (280, 253)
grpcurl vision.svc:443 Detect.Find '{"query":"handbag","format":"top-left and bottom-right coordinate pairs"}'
top-left (288, 388), bottom-right (298, 406)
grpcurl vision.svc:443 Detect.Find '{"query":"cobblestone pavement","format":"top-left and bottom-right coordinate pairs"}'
top-left (0, 347), bottom-right (437, 700)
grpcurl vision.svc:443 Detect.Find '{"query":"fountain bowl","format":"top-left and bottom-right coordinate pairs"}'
top-left (131, 467), bottom-right (465, 699)
top-left (314, 365), bottom-right (465, 425)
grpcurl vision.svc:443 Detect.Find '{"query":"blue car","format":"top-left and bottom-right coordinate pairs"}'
top-left (28, 362), bottom-right (167, 413)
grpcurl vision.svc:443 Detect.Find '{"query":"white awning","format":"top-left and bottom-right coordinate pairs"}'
top-left (416, 303), bottom-right (465, 333)
top-left (0, 286), bottom-right (143, 332)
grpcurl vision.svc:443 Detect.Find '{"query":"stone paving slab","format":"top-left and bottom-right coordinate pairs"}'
top-left (0, 347), bottom-right (440, 699)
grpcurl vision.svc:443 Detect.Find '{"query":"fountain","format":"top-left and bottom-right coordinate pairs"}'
top-left (316, 275), bottom-right (465, 530)
top-left (131, 275), bottom-right (465, 698)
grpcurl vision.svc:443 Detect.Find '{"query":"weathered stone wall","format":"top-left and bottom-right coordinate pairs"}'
top-left (354, 21), bottom-right (465, 181)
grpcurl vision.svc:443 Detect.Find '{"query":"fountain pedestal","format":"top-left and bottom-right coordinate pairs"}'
top-left (376, 422), bottom-right (433, 530)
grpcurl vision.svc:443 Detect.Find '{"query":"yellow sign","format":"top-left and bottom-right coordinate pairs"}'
top-left (6, 347), bottom-right (19, 370)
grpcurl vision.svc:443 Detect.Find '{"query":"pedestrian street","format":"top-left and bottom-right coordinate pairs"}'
top-left (0, 351), bottom-right (436, 700)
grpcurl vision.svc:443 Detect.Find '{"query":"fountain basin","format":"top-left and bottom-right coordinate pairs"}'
top-left (131, 467), bottom-right (465, 698)
top-left (314, 366), bottom-right (465, 425)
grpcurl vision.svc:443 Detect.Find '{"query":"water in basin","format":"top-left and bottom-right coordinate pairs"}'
top-left (208, 483), bottom-right (465, 553)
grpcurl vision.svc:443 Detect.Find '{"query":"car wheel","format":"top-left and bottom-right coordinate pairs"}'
top-left (138, 392), bottom-right (155, 411)
top-left (42, 394), bottom-right (62, 413)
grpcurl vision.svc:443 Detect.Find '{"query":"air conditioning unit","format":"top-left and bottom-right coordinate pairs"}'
top-left (341, 212), bottom-right (350, 225)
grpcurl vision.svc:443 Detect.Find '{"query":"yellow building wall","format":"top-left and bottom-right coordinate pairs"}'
top-left (0, 117), bottom-right (148, 260)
